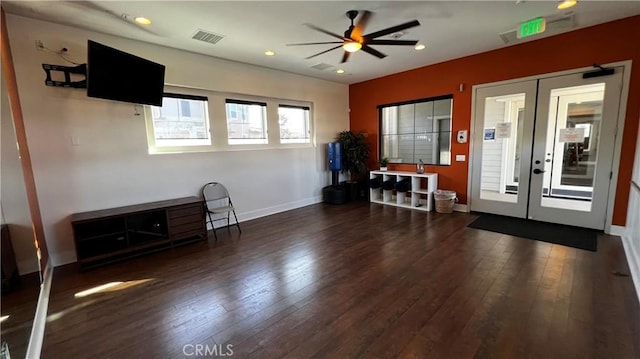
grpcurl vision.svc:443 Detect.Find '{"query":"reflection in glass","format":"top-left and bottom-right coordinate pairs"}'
top-left (479, 93), bottom-right (526, 203)
top-left (379, 96), bottom-right (452, 165)
top-left (560, 105), bottom-right (599, 187)
top-left (541, 83), bottom-right (604, 212)
top-left (1, 66), bottom-right (42, 359)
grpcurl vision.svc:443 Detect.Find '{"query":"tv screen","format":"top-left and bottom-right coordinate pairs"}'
top-left (87, 40), bottom-right (165, 106)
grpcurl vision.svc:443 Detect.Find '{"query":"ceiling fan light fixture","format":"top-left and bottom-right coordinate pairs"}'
top-left (289, 10), bottom-right (420, 63)
top-left (557, 0), bottom-right (577, 9)
top-left (134, 16), bottom-right (152, 25)
top-left (342, 41), bottom-right (362, 53)
top-left (336, 69), bottom-right (345, 74)
top-left (414, 44), bottom-right (426, 51)
top-left (264, 50), bottom-right (275, 56)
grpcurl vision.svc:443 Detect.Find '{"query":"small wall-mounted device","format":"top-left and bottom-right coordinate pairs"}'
top-left (457, 130), bottom-right (468, 144)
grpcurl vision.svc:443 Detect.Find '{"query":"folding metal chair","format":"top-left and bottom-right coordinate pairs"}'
top-left (202, 182), bottom-right (241, 240)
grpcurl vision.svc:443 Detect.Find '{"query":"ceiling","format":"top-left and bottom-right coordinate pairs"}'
top-left (3, 1), bottom-right (640, 84)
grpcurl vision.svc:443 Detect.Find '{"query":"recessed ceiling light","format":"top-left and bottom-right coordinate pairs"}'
top-left (134, 16), bottom-right (152, 25)
top-left (557, 0), bottom-right (577, 9)
top-left (265, 50), bottom-right (275, 56)
top-left (414, 44), bottom-right (426, 51)
top-left (336, 69), bottom-right (345, 74)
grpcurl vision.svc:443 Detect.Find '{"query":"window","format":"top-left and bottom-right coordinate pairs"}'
top-left (278, 105), bottom-right (310, 144)
top-left (379, 95), bottom-right (453, 165)
top-left (145, 87), bottom-right (314, 153)
top-left (225, 99), bottom-right (268, 145)
top-left (146, 93), bottom-right (211, 152)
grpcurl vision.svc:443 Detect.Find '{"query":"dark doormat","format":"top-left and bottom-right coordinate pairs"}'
top-left (468, 214), bottom-right (598, 251)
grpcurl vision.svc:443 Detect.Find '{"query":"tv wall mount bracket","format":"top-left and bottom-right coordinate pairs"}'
top-left (42, 63), bottom-right (87, 88)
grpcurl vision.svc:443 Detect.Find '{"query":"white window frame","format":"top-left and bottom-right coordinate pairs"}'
top-left (145, 86), bottom-right (315, 154)
top-left (225, 99), bottom-right (269, 145)
top-left (145, 90), bottom-right (213, 154)
top-left (278, 104), bottom-right (311, 144)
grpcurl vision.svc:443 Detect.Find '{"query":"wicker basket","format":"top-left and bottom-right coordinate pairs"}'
top-left (434, 190), bottom-right (457, 214)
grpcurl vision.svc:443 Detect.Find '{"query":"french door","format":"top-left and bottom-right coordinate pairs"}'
top-left (470, 68), bottom-right (624, 230)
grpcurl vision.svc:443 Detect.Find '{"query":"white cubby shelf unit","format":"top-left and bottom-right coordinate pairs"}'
top-left (369, 170), bottom-right (438, 211)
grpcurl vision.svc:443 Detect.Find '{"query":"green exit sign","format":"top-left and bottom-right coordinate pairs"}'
top-left (517, 17), bottom-right (546, 39)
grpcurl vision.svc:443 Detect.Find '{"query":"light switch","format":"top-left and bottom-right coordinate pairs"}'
top-left (71, 136), bottom-right (81, 146)
top-left (456, 155), bottom-right (466, 162)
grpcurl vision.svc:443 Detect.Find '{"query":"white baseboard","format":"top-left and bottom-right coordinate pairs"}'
top-left (26, 261), bottom-right (53, 359)
top-left (608, 225), bottom-right (626, 236)
top-left (54, 251), bottom-right (79, 267)
top-left (454, 203), bottom-right (469, 212)
top-left (621, 233), bottom-right (640, 304)
top-left (207, 196), bottom-right (323, 230)
top-left (239, 195), bottom-right (323, 223)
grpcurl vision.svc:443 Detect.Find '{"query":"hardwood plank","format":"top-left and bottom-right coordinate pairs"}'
top-left (40, 202), bottom-right (640, 358)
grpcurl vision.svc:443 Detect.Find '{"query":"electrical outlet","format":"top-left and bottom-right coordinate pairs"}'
top-left (35, 40), bottom-right (44, 51)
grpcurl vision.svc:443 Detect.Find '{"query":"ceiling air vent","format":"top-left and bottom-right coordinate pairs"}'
top-left (499, 13), bottom-right (575, 44)
top-left (192, 29), bottom-right (225, 45)
top-left (499, 30), bottom-right (518, 45)
top-left (311, 63), bottom-right (334, 71)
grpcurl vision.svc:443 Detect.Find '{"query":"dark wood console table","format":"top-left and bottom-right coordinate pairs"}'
top-left (71, 197), bottom-right (206, 269)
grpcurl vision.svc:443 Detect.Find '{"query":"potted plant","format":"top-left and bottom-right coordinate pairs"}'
top-left (336, 130), bottom-right (370, 200)
top-left (379, 157), bottom-right (389, 171)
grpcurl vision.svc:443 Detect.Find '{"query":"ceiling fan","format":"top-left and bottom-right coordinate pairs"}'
top-left (287, 10), bottom-right (421, 63)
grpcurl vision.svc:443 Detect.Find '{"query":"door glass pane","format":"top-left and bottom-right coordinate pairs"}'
top-left (479, 93), bottom-right (526, 203)
top-left (540, 83), bottom-right (604, 212)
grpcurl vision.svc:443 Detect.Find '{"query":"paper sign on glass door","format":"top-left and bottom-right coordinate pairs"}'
top-left (495, 122), bottom-right (512, 139)
top-left (558, 128), bottom-right (585, 143)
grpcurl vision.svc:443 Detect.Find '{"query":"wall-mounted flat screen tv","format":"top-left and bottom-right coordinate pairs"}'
top-left (87, 40), bottom-right (165, 106)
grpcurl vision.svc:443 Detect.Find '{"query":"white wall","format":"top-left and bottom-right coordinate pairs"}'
top-left (6, 14), bottom-right (349, 266)
top-left (1, 67), bottom-right (39, 274)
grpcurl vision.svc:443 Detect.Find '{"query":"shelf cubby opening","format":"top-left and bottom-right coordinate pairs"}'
top-left (126, 210), bottom-right (169, 245)
top-left (74, 217), bottom-right (126, 241)
top-left (369, 171), bottom-right (437, 212)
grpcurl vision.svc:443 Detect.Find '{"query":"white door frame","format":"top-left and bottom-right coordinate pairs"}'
top-left (468, 60), bottom-right (632, 234)
top-left (470, 80), bottom-right (537, 218)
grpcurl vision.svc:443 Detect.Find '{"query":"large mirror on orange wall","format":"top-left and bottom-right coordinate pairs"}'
top-left (378, 95), bottom-right (453, 166)
top-left (1, 58), bottom-right (43, 359)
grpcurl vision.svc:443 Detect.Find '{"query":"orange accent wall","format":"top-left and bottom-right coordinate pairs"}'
top-left (349, 15), bottom-right (640, 226)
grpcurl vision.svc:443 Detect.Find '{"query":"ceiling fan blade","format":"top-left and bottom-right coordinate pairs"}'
top-left (367, 39), bottom-right (418, 46)
top-left (287, 42), bottom-right (343, 46)
top-left (305, 45), bottom-right (343, 60)
top-left (363, 20), bottom-right (421, 40)
top-left (304, 23), bottom-right (349, 41)
top-left (351, 10), bottom-right (373, 41)
top-left (341, 51), bottom-right (351, 63)
top-left (361, 45), bottom-right (387, 59)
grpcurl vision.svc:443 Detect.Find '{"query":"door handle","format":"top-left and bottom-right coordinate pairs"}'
top-left (533, 168), bottom-right (545, 174)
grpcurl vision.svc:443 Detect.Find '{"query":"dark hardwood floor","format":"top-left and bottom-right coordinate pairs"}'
top-left (42, 201), bottom-right (639, 358)
top-left (1, 272), bottom-right (41, 359)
